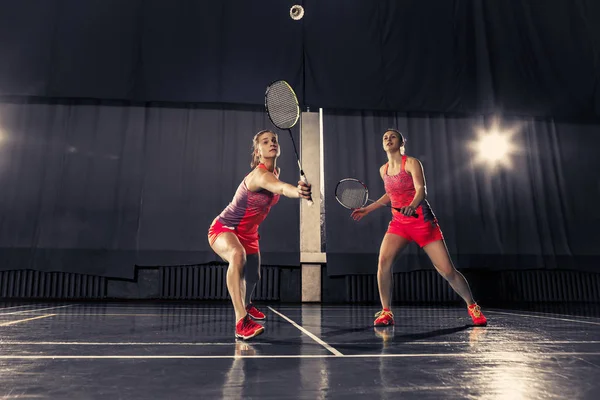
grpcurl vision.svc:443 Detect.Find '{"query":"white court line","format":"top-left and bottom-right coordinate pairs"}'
top-left (489, 309), bottom-right (600, 321)
top-left (0, 341), bottom-right (271, 346)
top-left (3, 340), bottom-right (596, 347)
top-left (1, 351), bottom-right (600, 360)
top-left (274, 306), bottom-right (462, 310)
top-left (0, 304), bottom-right (46, 311)
top-left (488, 310), bottom-right (600, 326)
top-left (0, 314), bottom-right (56, 326)
top-left (329, 340), bottom-right (600, 345)
top-left (57, 306), bottom-right (237, 310)
top-left (39, 313), bottom-right (223, 317)
top-left (268, 306), bottom-right (344, 356)
top-left (0, 305), bottom-right (74, 316)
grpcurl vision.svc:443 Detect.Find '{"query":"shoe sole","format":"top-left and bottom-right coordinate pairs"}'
top-left (235, 326), bottom-right (265, 340)
top-left (248, 315), bottom-right (266, 321)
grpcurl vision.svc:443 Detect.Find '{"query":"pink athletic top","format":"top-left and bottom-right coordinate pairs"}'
top-left (216, 164), bottom-right (281, 234)
top-left (383, 155), bottom-right (436, 222)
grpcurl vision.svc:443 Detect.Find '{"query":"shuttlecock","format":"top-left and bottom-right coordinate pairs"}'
top-left (290, 5), bottom-right (304, 20)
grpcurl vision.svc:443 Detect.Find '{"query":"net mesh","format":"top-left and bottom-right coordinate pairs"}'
top-left (265, 81), bottom-right (299, 129)
top-left (335, 180), bottom-right (368, 209)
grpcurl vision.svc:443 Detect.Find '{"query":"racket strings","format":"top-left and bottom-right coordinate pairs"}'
top-left (266, 81), bottom-right (299, 129)
top-left (336, 181), bottom-right (368, 209)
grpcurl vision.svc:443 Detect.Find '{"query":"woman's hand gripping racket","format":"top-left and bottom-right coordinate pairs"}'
top-left (335, 178), bottom-right (418, 219)
top-left (265, 80), bottom-right (313, 205)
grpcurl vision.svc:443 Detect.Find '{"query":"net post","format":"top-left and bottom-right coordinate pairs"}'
top-left (299, 111), bottom-right (325, 302)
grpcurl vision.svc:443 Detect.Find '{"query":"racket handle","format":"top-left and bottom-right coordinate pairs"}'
top-left (300, 172), bottom-right (314, 206)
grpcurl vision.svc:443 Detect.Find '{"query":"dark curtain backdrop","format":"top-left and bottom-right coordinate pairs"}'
top-left (324, 112), bottom-right (600, 275)
top-left (0, 100), bottom-right (300, 278)
top-left (1, 0), bottom-right (600, 279)
top-left (0, 0), bottom-right (599, 117)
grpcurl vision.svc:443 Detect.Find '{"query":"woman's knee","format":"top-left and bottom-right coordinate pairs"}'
top-left (437, 265), bottom-right (457, 281)
top-left (378, 253), bottom-right (394, 271)
top-left (229, 247), bottom-right (247, 268)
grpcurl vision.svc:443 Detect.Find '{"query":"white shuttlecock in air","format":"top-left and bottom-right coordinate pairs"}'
top-left (290, 5), bottom-right (304, 20)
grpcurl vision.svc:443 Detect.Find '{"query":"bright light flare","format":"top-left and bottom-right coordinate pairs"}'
top-left (469, 121), bottom-right (522, 170)
top-left (477, 131), bottom-right (510, 162)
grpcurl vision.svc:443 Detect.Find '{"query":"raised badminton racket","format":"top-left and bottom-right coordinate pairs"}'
top-left (265, 80), bottom-right (313, 206)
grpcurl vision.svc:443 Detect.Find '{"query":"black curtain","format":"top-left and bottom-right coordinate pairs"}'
top-left (1, 0), bottom-right (599, 117)
top-left (0, 100), bottom-right (300, 278)
top-left (1, 0), bottom-right (600, 279)
top-left (324, 111), bottom-right (600, 275)
top-left (0, 0), bottom-right (304, 105)
top-left (304, 0), bottom-right (600, 116)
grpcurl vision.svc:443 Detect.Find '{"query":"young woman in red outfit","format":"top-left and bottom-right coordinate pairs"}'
top-left (208, 130), bottom-right (311, 340)
top-left (351, 129), bottom-right (487, 327)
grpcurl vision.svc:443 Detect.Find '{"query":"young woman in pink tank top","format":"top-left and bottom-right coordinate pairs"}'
top-left (208, 130), bottom-right (312, 340)
top-left (351, 129), bottom-right (487, 327)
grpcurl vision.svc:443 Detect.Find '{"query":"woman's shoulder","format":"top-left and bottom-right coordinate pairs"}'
top-left (248, 166), bottom-right (272, 181)
top-left (404, 156), bottom-right (422, 166)
top-left (245, 167), bottom-right (265, 190)
top-left (246, 165), bottom-right (279, 188)
top-left (378, 163), bottom-right (388, 179)
top-left (403, 156), bottom-right (424, 175)
top-left (255, 166), bottom-right (279, 178)
top-left (254, 164), bottom-right (279, 174)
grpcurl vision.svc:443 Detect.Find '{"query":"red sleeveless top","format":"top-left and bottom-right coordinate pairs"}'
top-left (383, 155), bottom-right (436, 222)
top-left (217, 164), bottom-right (281, 234)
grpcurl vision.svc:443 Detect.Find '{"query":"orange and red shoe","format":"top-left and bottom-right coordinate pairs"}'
top-left (235, 314), bottom-right (264, 340)
top-left (246, 304), bottom-right (266, 320)
top-left (468, 303), bottom-right (487, 326)
top-left (374, 308), bottom-right (394, 326)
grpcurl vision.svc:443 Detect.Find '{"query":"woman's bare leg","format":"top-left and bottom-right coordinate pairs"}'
top-left (423, 239), bottom-right (475, 306)
top-left (377, 233), bottom-right (410, 309)
top-left (210, 233), bottom-right (248, 321)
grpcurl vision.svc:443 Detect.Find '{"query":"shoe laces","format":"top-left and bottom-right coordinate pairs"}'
top-left (243, 315), bottom-right (260, 329)
top-left (374, 309), bottom-right (393, 318)
top-left (469, 304), bottom-right (482, 318)
top-left (240, 315), bottom-right (252, 328)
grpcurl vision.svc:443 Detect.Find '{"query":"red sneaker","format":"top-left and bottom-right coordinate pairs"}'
top-left (468, 303), bottom-right (487, 326)
top-left (235, 315), bottom-right (264, 340)
top-left (246, 304), bottom-right (266, 320)
top-left (374, 308), bottom-right (394, 326)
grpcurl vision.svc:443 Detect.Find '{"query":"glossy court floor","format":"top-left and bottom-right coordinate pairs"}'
top-left (1, 301), bottom-right (600, 399)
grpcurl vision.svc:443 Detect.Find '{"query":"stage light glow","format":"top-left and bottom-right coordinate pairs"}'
top-left (469, 120), bottom-right (521, 170)
top-left (477, 130), bottom-right (510, 162)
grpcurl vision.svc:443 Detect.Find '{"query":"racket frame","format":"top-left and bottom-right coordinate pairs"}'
top-left (264, 80), bottom-right (300, 130)
top-left (264, 80), bottom-right (313, 205)
top-left (334, 178), bottom-right (370, 210)
top-left (335, 178), bottom-right (419, 217)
